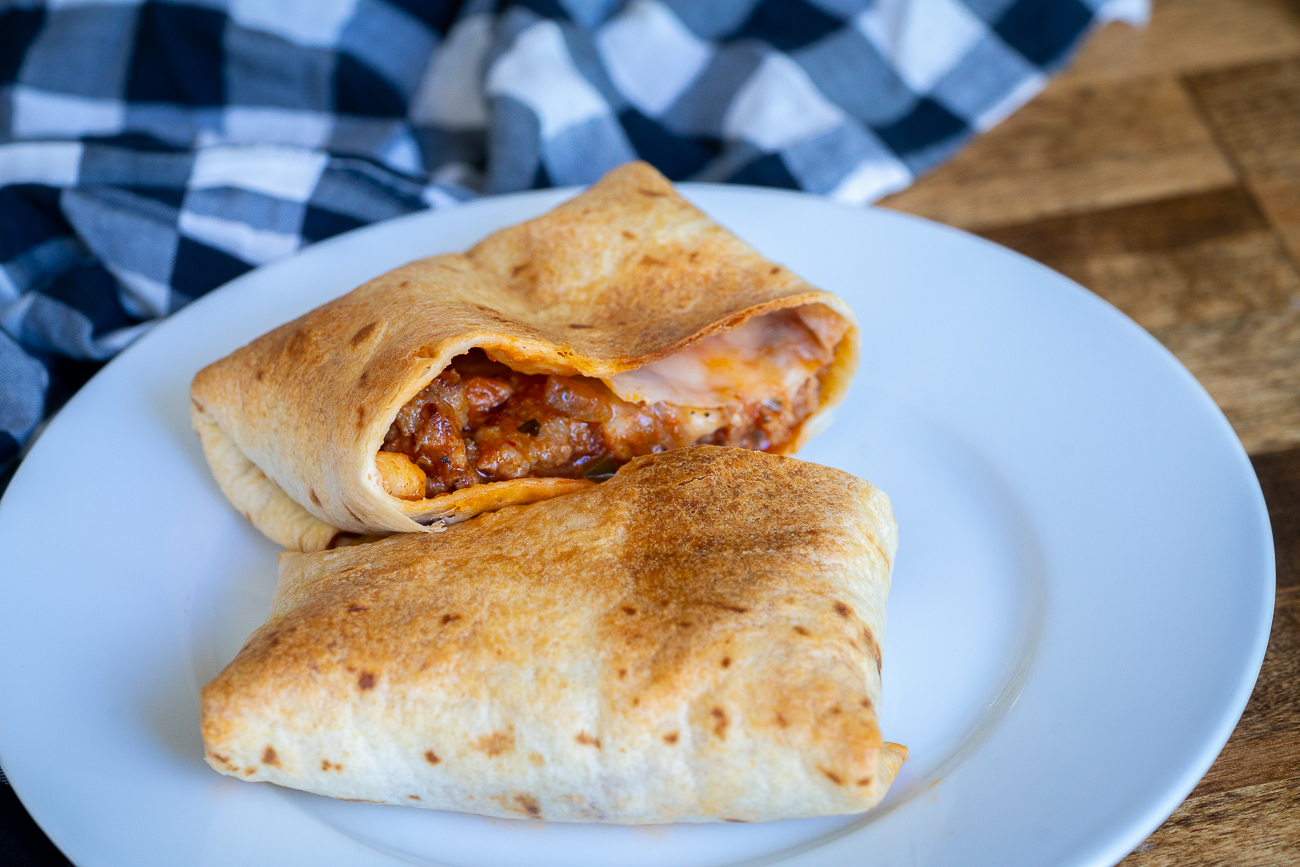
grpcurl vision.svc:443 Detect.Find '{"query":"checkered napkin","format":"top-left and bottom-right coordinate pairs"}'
top-left (0, 0), bottom-right (1145, 495)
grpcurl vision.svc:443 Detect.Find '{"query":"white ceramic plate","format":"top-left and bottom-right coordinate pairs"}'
top-left (0, 185), bottom-right (1274, 867)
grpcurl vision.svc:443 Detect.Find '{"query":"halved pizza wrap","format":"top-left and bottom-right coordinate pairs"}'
top-left (190, 162), bottom-right (858, 552)
top-left (200, 447), bottom-right (905, 824)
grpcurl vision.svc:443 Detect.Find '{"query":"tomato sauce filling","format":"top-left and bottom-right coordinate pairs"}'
top-left (380, 310), bottom-right (841, 499)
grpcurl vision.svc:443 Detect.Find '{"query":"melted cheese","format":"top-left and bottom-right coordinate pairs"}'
top-left (607, 309), bottom-right (839, 410)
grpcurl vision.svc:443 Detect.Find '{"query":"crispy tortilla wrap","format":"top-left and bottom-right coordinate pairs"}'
top-left (191, 162), bottom-right (858, 552)
top-left (201, 447), bottom-right (905, 823)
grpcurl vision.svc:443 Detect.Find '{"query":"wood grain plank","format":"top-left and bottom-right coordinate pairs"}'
top-left (1061, 0), bottom-right (1300, 86)
top-left (1255, 447), bottom-right (1300, 589)
top-left (1151, 306), bottom-right (1300, 454)
top-left (879, 76), bottom-right (1235, 229)
top-left (977, 187), bottom-right (1300, 330)
top-left (1120, 777), bottom-right (1300, 866)
top-left (1187, 57), bottom-right (1300, 267)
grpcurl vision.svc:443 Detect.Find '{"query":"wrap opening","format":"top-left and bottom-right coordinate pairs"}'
top-left (375, 307), bottom-right (851, 502)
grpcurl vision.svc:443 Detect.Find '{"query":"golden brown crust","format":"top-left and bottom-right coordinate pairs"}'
top-left (201, 447), bottom-right (903, 823)
top-left (190, 162), bottom-right (858, 551)
top-left (191, 410), bottom-right (340, 552)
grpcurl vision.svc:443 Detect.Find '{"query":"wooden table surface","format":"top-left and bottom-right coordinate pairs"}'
top-left (881, 0), bottom-right (1300, 861)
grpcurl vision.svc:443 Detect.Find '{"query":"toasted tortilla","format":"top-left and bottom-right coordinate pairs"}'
top-left (191, 162), bottom-right (858, 551)
top-left (201, 447), bottom-right (905, 823)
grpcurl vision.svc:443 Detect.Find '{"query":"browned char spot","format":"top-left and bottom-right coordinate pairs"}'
top-left (725, 818), bottom-right (748, 823)
top-left (441, 613), bottom-right (461, 625)
top-left (622, 230), bottom-right (636, 239)
top-left (775, 712), bottom-right (789, 728)
top-left (834, 602), bottom-right (851, 618)
top-left (575, 731), bottom-right (601, 748)
top-left (209, 752), bottom-right (237, 772)
top-left (861, 698), bottom-right (874, 710)
top-left (621, 606), bottom-right (636, 615)
top-left (617, 668), bottom-right (627, 679)
top-left (255, 369), bottom-right (265, 381)
top-left (793, 625), bottom-right (810, 636)
top-left (856, 776), bottom-right (874, 787)
top-left (862, 628), bottom-right (882, 673)
top-left (358, 672), bottom-right (376, 690)
top-left (663, 731), bottom-right (678, 745)
top-left (190, 398), bottom-right (205, 413)
top-left (820, 767), bottom-right (844, 785)
top-left (321, 759), bottom-right (343, 772)
top-left (515, 794), bottom-right (541, 818)
top-left (309, 489), bottom-right (322, 507)
top-left (346, 604), bottom-right (367, 612)
top-left (568, 323), bottom-right (593, 329)
top-left (285, 329), bottom-right (309, 357)
top-left (511, 263), bottom-right (528, 276)
top-left (475, 730), bottom-right (515, 757)
top-left (711, 707), bottom-right (728, 739)
top-left (720, 657), bottom-right (731, 668)
top-left (638, 188), bottom-right (665, 197)
top-left (408, 794), bottom-right (422, 800)
top-left (424, 750), bottom-right (440, 765)
top-left (350, 322), bottom-right (378, 347)
top-left (769, 266), bottom-right (780, 275)
top-left (262, 746), bottom-right (279, 767)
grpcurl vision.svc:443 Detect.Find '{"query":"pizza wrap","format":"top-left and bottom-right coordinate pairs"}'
top-left (200, 447), bottom-right (905, 824)
top-left (190, 162), bottom-right (858, 552)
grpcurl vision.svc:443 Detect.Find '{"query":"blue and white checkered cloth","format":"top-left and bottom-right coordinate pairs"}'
top-left (0, 0), bottom-right (1145, 492)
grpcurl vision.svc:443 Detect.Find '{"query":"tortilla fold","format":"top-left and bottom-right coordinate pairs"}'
top-left (200, 446), bottom-right (905, 823)
top-left (190, 162), bottom-right (858, 551)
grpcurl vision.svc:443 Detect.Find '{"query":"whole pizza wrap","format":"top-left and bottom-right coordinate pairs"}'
top-left (200, 447), bottom-right (906, 823)
top-left (190, 162), bottom-right (858, 552)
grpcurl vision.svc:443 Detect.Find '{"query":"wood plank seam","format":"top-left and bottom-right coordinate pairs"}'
top-left (1179, 69), bottom-right (1300, 279)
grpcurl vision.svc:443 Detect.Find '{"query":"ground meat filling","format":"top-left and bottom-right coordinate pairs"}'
top-left (382, 347), bottom-right (826, 499)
